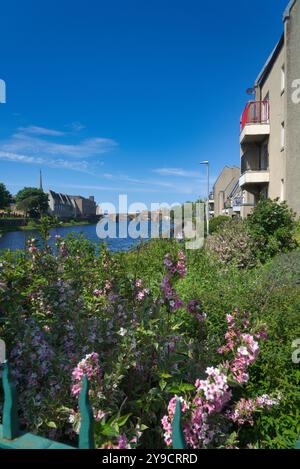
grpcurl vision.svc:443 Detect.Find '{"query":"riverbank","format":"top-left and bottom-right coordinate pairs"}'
top-left (0, 219), bottom-right (94, 236)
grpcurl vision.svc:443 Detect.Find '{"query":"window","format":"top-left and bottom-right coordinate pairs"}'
top-left (261, 143), bottom-right (269, 170)
top-left (281, 122), bottom-right (285, 150)
top-left (280, 179), bottom-right (285, 202)
top-left (281, 65), bottom-right (285, 93)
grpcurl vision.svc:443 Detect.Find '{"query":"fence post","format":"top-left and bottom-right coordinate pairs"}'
top-left (1, 361), bottom-right (20, 440)
top-left (78, 374), bottom-right (95, 449)
top-left (172, 399), bottom-right (187, 449)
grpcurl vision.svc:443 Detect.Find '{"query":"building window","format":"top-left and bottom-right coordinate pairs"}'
top-left (280, 179), bottom-right (285, 202)
top-left (260, 143), bottom-right (269, 170)
top-left (281, 122), bottom-right (285, 150)
top-left (281, 65), bottom-right (285, 93)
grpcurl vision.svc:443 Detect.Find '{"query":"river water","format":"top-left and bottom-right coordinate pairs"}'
top-left (0, 220), bottom-right (172, 252)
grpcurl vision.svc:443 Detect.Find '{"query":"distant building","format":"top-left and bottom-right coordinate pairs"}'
top-left (208, 192), bottom-right (215, 218)
top-left (47, 190), bottom-right (97, 219)
top-left (222, 179), bottom-right (245, 218)
top-left (212, 166), bottom-right (240, 217)
top-left (71, 195), bottom-right (97, 218)
top-left (48, 191), bottom-right (75, 219)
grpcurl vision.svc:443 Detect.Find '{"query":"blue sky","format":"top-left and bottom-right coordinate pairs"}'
top-left (0, 0), bottom-right (288, 208)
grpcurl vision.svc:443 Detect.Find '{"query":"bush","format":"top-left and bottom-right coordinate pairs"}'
top-left (209, 215), bottom-right (230, 234)
top-left (1, 233), bottom-right (300, 448)
top-left (206, 220), bottom-right (257, 269)
top-left (246, 199), bottom-right (298, 262)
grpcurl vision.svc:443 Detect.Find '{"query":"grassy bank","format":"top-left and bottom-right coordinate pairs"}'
top-left (0, 219), bottom-right (95, 235)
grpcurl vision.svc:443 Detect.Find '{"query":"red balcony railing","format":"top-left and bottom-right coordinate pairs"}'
top-left (240, 100), bottom-right (269, 131)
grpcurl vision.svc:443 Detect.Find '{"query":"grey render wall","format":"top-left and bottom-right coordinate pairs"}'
top-left (285, 0), bottom-right (300, 216)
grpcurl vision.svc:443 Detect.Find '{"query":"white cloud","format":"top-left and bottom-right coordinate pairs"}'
top-left (0, 132), bottom-right (117, 159)
top-left (65, 121), bottom-right (86, 132)
top-left (153, 167), bottom-right (201, 178)
top-left (0, 151), bottom-right (91, 173)
top-left (18, 126), bottom-right (65, 137)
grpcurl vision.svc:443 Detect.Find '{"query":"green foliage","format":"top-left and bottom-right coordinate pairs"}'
top-left (247, 198), bottom-right (298, 262)
top-left (209, 215), bottom-right (229, 234)
top-left (0, 234), bottom-right (300, 448)
top-left (15, 187), bottom-right (49, 218)
top-left (0, 182), bottom-right (11, 210)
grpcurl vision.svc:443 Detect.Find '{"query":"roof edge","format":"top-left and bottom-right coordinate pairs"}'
top-left (255, 34), bottom-right (284, 87)
top-left (283, 0), bottom-right (297, 21)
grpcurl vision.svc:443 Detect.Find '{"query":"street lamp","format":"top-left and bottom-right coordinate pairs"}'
top-left (200, 160), bottom-right (210, 236)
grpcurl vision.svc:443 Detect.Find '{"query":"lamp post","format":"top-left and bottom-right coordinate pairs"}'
top-left (200, 160), bottom-right (210, 237)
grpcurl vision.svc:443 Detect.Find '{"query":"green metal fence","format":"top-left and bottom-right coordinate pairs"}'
top-left (1, 361), bottom-right (299, 450)
top-left (0, 361), bottom-right (94, 449)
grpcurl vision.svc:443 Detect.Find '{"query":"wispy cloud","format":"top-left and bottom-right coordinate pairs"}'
top-left (153, 167), bottom-right (201, 178)
top-left (18, 125), bottom-right (65, 137)
top-left (0, 151), bottom-right (91, 173)
top-left (0, 126), bottom-right (118, 173)
top-left (1, 132), bottom-right (117, 159)
top-left (65, 121), bottom-right (86, 132)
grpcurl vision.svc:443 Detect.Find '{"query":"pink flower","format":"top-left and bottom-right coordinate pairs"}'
top-left (71, 352), bottom-right (101, 397)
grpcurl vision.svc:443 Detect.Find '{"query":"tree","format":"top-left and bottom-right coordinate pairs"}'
top-left (0, 183), bottom-right (12, 210)
top-left (15, 187), bottom-right (49, 218)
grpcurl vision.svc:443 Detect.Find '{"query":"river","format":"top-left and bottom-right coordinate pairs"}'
top-left (0, 220), bottom-right (172, 252)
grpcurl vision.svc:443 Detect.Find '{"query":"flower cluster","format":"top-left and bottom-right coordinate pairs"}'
top-left (135, 279), bottom-right (150, 302)
top-left (27, 238), bottom-right (38, 257)
top-left (161, 396), bottom-right (190, 447)
top-left (93, 280), bottom-right (113, 298)
top-left (227, 394), bottom-right (281, 426)
top-left (187, 300), bottom-right (207, 322)
top-left (55, 235), bottom-right (68, 257)
top-left (71, 352), bottom-right (101, 397)
top-left (161, 251), bottom-right (186, 311)
top-left (163, 250), bottom-right (186, 278)
top-left (218, 310), bottom-right (263, 384)
top-left (162, 310), bottom-right (278, 448)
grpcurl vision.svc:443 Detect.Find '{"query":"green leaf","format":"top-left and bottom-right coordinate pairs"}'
top-left (159, 373), bottom-right (172, 379)
top-left (46, 421), bottom-right (57, 429)
top-left (101, 425), bottom-right (119, 437)
top-left (159, 379), bottom-right (167, 391)
top-left (117, 413), bottom-right (132, 427)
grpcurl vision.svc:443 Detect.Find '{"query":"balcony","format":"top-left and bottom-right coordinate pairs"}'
top-left (240, 101), bottom-right (270, 144)
top-left (239, 170), bottom-right (270, 188)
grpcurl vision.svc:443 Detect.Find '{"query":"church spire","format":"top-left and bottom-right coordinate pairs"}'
top-left (39, 170), bottom-right (43, 191)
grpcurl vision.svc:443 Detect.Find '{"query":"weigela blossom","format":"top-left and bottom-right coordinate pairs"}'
top-left (71, 352), bottom-right (101, 397)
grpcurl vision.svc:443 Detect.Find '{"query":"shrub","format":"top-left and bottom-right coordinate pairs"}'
top-left (246, 199), bottom-right (298, 262)
top-left (1, 234), bottom-right (300, 448)
top-left (209, 215), bottom-right (230, 234)
top-left (206, 220), bottom-right (257, 269)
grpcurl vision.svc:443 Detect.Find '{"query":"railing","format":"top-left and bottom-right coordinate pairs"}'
top-left (240, 100), bottom-right (269, 131)
top-left (0, 360), bottom-right (184, 450)
top-left (233, 197), bottom-right (244, 207)
top-left (2, 359), bottom-right (297, 450)
top-left (0, 361), bottom-right (94, 449)
top-left (172, 400), bottom-right (300, 450)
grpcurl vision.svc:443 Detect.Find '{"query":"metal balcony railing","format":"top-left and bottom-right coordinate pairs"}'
top-left (240, 101), bottom-right (270, 131)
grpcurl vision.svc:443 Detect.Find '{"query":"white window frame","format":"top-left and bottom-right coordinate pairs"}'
top-left (281, 122), bottom-right (285, 150)
top-left (281, 65), bottom-right (285, 94)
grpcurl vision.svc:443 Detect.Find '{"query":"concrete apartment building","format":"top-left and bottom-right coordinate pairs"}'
top-left (239, 0), bottom-right (300, 218)
top-left (212, 166), bottom-right (240, 217)
top-left (48, 190), bottom-right (97, 220)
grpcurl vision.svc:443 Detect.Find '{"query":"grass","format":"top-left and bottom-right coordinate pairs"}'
top-left (0, 219), bottom-right (95, 236)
